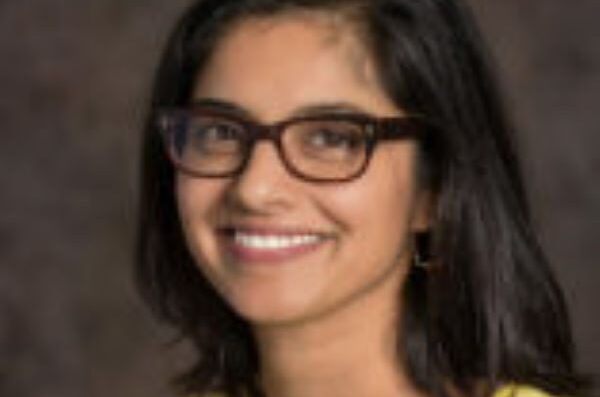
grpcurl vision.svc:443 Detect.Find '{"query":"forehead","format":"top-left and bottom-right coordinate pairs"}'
top-left (193, 13), bottom-right (400, 120)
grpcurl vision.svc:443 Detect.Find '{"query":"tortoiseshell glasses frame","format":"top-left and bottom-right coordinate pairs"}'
top-left (157, 107), bottom-right (426, 183)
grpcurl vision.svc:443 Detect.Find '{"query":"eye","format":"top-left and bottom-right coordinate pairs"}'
top-left (311, 129), bottom-right (356, 148)
top-left (187, 117), bottom-right (245, 153)
top-left (193, 119), bottom-right (241, 141)
top-left (303, 122), bottom-right (365, 151)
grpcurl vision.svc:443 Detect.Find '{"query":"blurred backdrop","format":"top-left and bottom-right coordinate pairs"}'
top-left (0, 1), bottom-right (598, 396)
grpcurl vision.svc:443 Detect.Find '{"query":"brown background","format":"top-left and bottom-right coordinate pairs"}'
top-left (0, 1), bottom-right (598, 397)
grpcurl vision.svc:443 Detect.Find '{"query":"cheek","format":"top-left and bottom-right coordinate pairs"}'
top-left (352, 147), bottom-right (417, 257)
top-left (176, 176), bottom-right (205, 228)
top-left (325, 145), bottom-right (418, 236)
top-left (175, 175), bottom-right (227, 263)
top-left (176, 174), bottom-right (228, 219)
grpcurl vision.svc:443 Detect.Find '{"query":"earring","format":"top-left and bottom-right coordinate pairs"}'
top-left (412, 231), bottom-right (431, 269)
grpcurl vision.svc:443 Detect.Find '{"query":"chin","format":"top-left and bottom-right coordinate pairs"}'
top-left (224, 287), bottom-right (323, 327)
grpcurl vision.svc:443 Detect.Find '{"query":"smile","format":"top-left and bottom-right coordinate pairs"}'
top-left (234, 232), bottom-right (323, 250)
top-left (220, 227), bottom-right (331, 264)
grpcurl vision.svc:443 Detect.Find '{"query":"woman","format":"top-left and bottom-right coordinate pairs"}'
top-left (136, 0), bottom-right (589, 396)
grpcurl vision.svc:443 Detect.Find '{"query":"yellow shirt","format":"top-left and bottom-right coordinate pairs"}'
top-left (494, 385), bottom-right (553, 397)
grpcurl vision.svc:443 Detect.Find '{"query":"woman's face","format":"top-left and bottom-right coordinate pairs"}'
top-left (176, 14), bottom-right (429, 326)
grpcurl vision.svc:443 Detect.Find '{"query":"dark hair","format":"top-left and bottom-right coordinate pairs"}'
top-left (136, 0), bottom-right (589, 396)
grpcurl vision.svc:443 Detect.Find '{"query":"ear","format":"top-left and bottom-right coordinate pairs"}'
top-left (411, 189), bottom-right (434, 232)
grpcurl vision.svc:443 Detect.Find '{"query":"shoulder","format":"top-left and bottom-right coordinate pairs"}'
top-left (494, 385), bottom-right (555, 397)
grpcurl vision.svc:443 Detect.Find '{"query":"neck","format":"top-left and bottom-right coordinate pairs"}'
top-left (253, 268), bottom-right (423, 397)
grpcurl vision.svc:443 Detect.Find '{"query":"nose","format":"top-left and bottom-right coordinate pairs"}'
top-left (226, 141), bottom-right (296, 214)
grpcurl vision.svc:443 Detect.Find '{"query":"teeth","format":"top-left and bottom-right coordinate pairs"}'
top-left (234, 232), bottom-right (322, 249)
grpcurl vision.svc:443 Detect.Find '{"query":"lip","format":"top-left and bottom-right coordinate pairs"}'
top-left (217, 224), bottom-right (333, 264)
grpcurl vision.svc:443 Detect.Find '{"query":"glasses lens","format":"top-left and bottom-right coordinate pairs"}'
top-left (283, 119), bottom-right (368, 180)
top-left (165, 113), bottom-right (246, 175)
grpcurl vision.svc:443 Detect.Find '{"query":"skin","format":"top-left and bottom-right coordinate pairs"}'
top-left (176, 13), bottom-right (430, 397)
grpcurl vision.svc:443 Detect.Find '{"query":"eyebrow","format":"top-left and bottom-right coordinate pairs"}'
top-left (190, 97), bottom-right (374, 120)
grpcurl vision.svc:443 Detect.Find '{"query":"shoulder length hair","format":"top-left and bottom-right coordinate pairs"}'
top-left (135, 0), bottom-right (589, 396)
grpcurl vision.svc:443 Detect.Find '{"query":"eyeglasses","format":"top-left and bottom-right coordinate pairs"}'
top-left (157, 107), bottom-right (425, 183)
